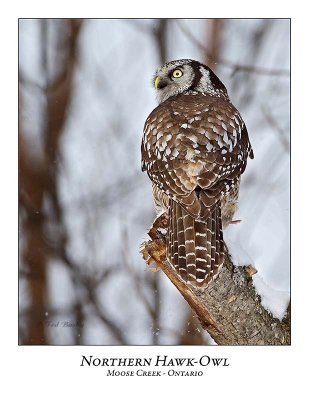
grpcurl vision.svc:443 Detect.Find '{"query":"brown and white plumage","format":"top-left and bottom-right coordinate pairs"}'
top-left (141, 59), bottom-right (253, 287)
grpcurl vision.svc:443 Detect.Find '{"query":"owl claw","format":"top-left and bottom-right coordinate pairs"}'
top-left (229, 219), bottom-right (242, 224)
top-left (146, 266), bottom-right (161, 273)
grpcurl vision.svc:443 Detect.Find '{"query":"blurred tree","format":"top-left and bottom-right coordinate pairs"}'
top-left (19, 19), bottom-right (83, 344)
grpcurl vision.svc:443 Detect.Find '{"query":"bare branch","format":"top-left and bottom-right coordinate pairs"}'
top-left (59, 250), bottom-right (127, 345)
top-left (121, 226), bottom-right (156, 320)
top-left (141, 216), bottom-right (290, 345)
top-left (262, 106), bottom-right (290, 152)
top-left (176, 20), bottom-right (290, 77)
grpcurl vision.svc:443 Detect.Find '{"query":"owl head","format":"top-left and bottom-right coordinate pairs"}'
top-left (153, 59), bottom-right (228, 104)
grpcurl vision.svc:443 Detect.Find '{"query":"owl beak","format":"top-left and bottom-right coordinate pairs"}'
top-left (155, 76), bottom-right (168, 90)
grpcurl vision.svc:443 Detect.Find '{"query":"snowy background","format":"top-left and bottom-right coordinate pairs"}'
top-left (19, 19), bottom-right (290, 345)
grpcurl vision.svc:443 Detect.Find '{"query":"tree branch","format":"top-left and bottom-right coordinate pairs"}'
top-left (140, 215), bottom-right (290, 345)
top-left (261, 105), bottom-right (290, 153)
top-left (176, 20), bottom-right (290, 77)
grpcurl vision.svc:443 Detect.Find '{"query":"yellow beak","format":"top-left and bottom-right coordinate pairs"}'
top-left (154, 76), bottom-right (161, 89)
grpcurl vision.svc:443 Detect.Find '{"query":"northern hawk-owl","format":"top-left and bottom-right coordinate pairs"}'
top-left (141, 59), bottom-right (254, 287)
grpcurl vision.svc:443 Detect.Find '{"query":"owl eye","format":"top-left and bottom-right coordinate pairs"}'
top-left (172, 69), bottom-right (183, 78)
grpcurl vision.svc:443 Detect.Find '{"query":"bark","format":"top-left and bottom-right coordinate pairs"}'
top-left (141, 215), bottom-right (290, 345)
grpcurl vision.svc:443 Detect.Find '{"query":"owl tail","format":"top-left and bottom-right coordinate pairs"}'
top-left (167, 200), bottom-right (225, 287)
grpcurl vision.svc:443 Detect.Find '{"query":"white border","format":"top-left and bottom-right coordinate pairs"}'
top-left (1, 0), bottom-right (308, 397)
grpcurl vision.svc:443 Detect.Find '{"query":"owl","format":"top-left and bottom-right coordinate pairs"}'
top-left (141, 59), bottom-right (254, 287)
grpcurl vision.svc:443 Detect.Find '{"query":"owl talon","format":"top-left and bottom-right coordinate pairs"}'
top-left (146, 266), bottom-right (161, 273)
top-left (230, 219), bottom-right (242, 225)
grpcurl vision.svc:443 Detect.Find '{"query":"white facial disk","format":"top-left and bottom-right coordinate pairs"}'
top-left (154, 59), bottom-right (228, 104)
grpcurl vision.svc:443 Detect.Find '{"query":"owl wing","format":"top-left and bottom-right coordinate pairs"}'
top-left (141, 93), bottom-right (253, 220)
